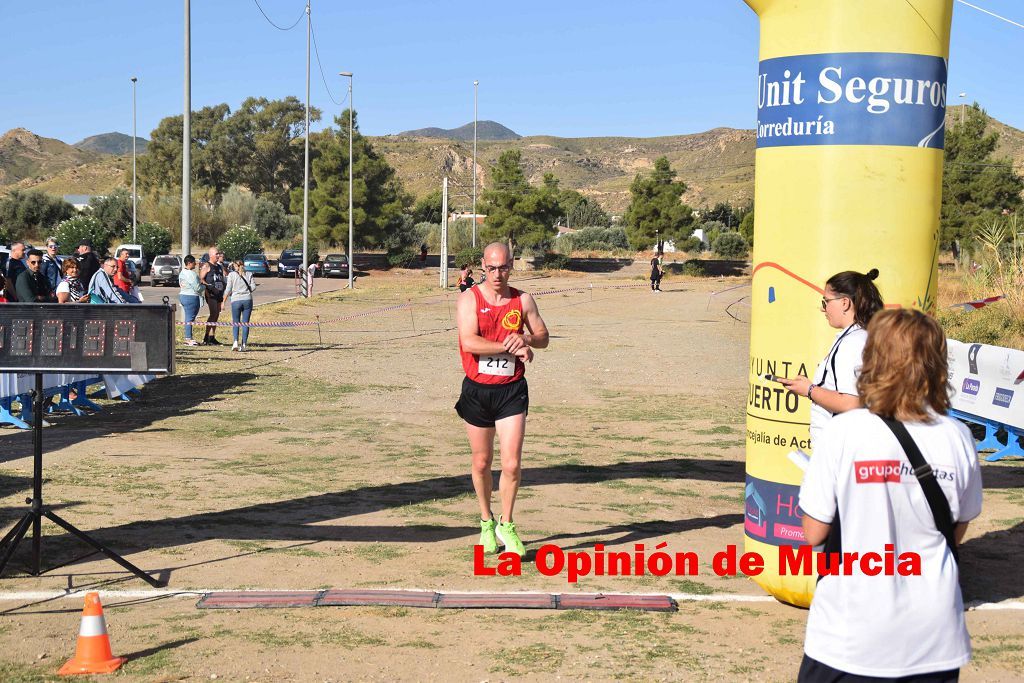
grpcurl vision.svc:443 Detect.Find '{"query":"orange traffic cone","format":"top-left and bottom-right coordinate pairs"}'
top-left (58, 592), bottom-right (126, 675)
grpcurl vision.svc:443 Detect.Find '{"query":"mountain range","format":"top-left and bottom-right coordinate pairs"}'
top-left (74, 132), bottom-right (149, 155)
top-left (2, 106), bottom-right (1022, 214)
top-left (395, 120), bottom-right (521, 142)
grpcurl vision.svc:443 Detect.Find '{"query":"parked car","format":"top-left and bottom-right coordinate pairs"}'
top-left (243, 253), bottom-right (271, 276)
top-left (277, 248), bottom-right (319, 277)
top-left (114, 243), bottom-right (148, 275)
top-left (321, 254), bottom-right (349, 278)
top-left (150, 254), bottom-right (183, 286)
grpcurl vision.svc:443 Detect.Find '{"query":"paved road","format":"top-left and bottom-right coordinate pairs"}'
top-left (136, 272), bottom-right (353, 308)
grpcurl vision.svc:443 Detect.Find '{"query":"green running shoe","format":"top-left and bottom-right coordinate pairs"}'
top-left (495, 517), bottom-right (526, 557)
top-left (479, 518), bottom-right (498, 554)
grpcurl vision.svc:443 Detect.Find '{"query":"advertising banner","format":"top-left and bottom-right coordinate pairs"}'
top-left (948, 339), bottom-right (1024, 429)
top-left (742, 0), bottom-right (954, 607)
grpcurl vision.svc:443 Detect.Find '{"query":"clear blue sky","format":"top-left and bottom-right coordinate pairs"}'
top-left (4, 1), bottom-right (1023, 143)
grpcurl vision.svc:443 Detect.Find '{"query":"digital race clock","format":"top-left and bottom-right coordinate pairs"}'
top-left (0, 303), bottom-right (175, 373)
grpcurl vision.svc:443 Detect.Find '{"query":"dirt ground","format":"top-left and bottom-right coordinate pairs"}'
top-left (1, 264), bottom-right (1022, 682)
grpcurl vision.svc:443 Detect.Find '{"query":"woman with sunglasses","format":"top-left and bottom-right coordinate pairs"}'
top-left (779, 269), bottom-right (883, 447)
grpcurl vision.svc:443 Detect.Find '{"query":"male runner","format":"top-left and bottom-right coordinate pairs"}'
top-left (456, 242), bottom-right (549, 557)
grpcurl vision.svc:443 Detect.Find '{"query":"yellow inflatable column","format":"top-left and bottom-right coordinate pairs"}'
top-left (741, 0), bottom-right (953, 606)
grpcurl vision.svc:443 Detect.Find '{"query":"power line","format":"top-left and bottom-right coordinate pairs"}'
top-left (250, 0), bottom-right (305, 31)
top-left (309, 18), bottom-right (341, 105)
top-left (957, 0), bottom-right (1024, 30)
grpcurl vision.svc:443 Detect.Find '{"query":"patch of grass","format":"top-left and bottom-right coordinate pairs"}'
top-left (397, 639), bottom-right (441, 649)
top-left (277, 436), bottom-right (315, 446)
top-left (602, 502), bottom-right (658, 515)
top-left (0, 662), bottom-right (64, 683)
top-left (351, 543), bottom-right (410, 562)
top-left (669, 579), bottom-right (717, 595)
top-left (127, 647), bottom-right (177, 676)
top-left (971, 634), bottom-right (1024, 667)
top-left (365, 607), bottom-right (410, 618)
top-left (250, 626), bottom-right (386, 649)
top-left (693, 425), bottom-right (734, 435)
top-left (489, 643), bottom-right (564, 675)
top-left (993, 517), bottom-right (1023, 526)
top-left (710, 493), bottom-right (744, 503)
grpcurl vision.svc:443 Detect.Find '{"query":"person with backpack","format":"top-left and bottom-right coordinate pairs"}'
top-left (88, 258), bottom-right (129, 304)
top-left (796, 309), bottom-right (982, 682)
top-left (200, 247), bottom-right (227, 345)
top-left (224, 259), bottom-right (257, 351)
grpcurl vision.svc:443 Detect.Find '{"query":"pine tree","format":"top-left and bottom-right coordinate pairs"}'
top-left (293, 110), bottom-right (410, 248)
top-left (941, 104), bottom-right (1024, 250)
top-left (479, 150), bottom-right (561, 253)
top-left (623, 157), bottom-right (695, 250)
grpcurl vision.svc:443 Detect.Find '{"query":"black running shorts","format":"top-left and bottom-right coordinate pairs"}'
top-left (455, 377), bottom-right (529, 428)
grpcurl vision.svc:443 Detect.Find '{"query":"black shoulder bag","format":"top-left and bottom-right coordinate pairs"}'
top-left (879, 416), bottom-right (960, 564)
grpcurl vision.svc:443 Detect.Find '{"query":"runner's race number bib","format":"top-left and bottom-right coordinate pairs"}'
top-left (480, 353), bottom-right (515, 377)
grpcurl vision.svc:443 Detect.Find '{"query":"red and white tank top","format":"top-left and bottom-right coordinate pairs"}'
top-left (460, 286), bottom-right (525, 384)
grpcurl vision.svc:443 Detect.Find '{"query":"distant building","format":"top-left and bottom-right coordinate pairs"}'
top-left (63, 194), bottom-right (97, 211)
top-left (449, 212), bottom-right (486, 225)
top-left (555, 225), bottom-right (579, 238)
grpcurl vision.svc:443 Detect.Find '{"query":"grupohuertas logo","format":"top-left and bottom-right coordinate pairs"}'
top-left (757, 52), bottom-right (948, 149)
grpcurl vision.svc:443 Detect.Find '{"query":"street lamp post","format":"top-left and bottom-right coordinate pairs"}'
top-left (472, 80), bottom-right (478, 248)
top-left (131, 76), bottom-right (138, 242)
top-left (958, 92), bottom-right (967, 125)
top-left (182, 0), bottom-right (191, 258)
top-left (302, 0), bottom-right (311, 277)
top-left (341, 72), bottom-right (354, 289)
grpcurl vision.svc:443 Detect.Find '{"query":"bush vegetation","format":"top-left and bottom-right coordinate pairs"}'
top-left (541, 252), bottom-right (571, 270)
top-left (0, 190), bottom-right (76, 242)
top-left (556, 226), bottom-right (629, 254)
top-left (218, 225), bottom-right (263, 261)
top-left (712, 231), bottom-right (749, 259)
top-left (135, 222), bottom-right (173, 259)
top-left (53, 215), bottom-right (113, 256)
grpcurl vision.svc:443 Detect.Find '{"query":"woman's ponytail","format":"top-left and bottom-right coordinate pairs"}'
top-left (826, 269), bottom-right (884, 327)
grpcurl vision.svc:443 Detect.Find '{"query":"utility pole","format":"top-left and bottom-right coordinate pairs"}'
top-left (131, 76), bottom-right (138, 242)
top-left (340, 72), bottom-right (354, 289)
top-left (472, 80), bottom-right (478, 248)
top-left (302, 0), bottom-right (311, 278)
top-left (182, 0), bottom-right (191, 258)
top-left (440, 177), bottom-right (449, 288)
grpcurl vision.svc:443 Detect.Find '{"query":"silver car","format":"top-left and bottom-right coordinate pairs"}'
top-left (150, 254), bottom-right (183, 286)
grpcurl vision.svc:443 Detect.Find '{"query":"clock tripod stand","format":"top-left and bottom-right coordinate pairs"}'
top-left (0, 373), bottom-right (163, 587)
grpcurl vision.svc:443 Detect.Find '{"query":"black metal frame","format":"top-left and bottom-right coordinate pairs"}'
top-left (0, 374), bottom-right (163, 587)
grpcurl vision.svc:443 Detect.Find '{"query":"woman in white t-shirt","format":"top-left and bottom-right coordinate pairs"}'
top-left (780, 269), bottom-right (884, 447)
top-left (55, 258), bottom-right (89, 303)
top-left (797, 309), bottom-right (982, 682)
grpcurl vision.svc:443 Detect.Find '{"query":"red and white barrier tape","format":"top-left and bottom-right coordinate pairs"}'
top-left (178, 281), bottom-right (655, 328)
top-left (948, 295), bottom-right (1004, 311)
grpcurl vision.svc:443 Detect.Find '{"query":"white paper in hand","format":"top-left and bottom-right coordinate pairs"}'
top-left (787, 449), bottom-right (810, 472)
